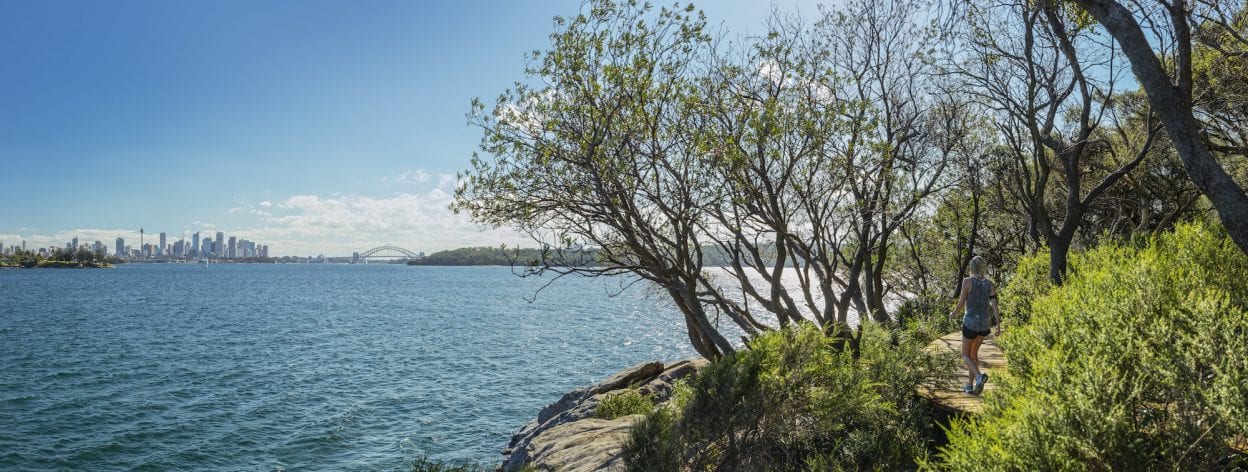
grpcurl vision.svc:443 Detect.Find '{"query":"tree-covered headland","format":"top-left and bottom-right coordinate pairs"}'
top-left (456, 0), bottom-right (1248, 468)
top-left (0, 247), bottom-right (118, 268)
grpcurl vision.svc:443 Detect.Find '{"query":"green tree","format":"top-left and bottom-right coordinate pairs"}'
top-left (456, 0), bottom-right (738, 358)
top-left (1073, 0), bottom-right (1248, 256)
top-left (946, 0), bottom-right (1161, 284)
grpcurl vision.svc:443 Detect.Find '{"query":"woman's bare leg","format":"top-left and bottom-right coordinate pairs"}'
top-left (970, 336), bottom-right (985, 366)
top-left (961, 336), bottom-right (980, 387)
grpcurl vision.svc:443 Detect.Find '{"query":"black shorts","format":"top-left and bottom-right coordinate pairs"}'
top-left (962, 326), bottom-right (991, 339)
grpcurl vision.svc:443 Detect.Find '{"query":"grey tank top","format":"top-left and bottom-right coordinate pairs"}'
top-left (963, 277), bottom-right (993, 331)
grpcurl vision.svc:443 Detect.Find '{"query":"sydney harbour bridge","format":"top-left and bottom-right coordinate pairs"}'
top-left (324, 245), bottom-right (423, 263)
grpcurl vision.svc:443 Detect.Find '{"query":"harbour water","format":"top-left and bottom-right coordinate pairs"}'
top-left (0, 264), bottom-right (699, 470)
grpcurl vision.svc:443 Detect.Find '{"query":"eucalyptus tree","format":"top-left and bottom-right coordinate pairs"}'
top-left (456, 1), bottom-right (740, 359)
top-left (810, 0), bottom-right (963, 321)
top-left (1072, 0), bottom-right (1248, 255)
top-left (679, 0), bottom-right (966, 328)
top-left (947, 0), bottom-right (1161, 284)
top-left (458, 0), bottom-right (974, 361)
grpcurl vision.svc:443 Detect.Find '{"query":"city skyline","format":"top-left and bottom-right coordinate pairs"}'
top-left (0, 1), bottom-right (818, 256)
top-left (1, 228), bottom-right (270, 260)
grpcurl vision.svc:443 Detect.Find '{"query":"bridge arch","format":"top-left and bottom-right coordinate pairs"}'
top-left (358, 245), bottom-right (420, 259)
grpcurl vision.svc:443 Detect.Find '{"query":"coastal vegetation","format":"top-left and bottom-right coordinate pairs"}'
top-left (0, 247), bottom-right (118, 268)
top-left (406, 246), bottom-right (597, 267)
top-left (936, 222), bottom-right (1248, 470)
top-left (624, 321), bottom-right (955, 471)
top-left (406, 247), bottom-right (532, 266)
top-left (459, 0), bottom-right (1248, 468)
top-left (595, 389), bottom-right (654, 421)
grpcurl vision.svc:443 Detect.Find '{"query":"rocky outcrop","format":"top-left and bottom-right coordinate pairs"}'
top-left (501, 358), bottom-right (707, 472)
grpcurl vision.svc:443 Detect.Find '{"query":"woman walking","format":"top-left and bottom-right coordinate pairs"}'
top-left (950, 255), bottom-right (1000, 394)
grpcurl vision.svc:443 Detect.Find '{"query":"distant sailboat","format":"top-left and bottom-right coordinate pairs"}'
top-left (199, 259), bottom-right (209, 268)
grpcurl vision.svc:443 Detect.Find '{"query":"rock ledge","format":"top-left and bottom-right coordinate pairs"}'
top-left (500, 358), bottom-right (706, 472)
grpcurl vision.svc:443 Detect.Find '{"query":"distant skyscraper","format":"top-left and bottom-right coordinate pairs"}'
top-left (71, 237), bottom-right (78, 250)
top-left (158, 233), bottom-right (166, 257)
top-left (191, 232), bottom-right (200, 257)
top-left (116, 238), bottom-right (125, 257)
top-left (227, 236), bottom-right (237, 259)
top-left (215, 232), bottom-right (224, 257)
top-left (201, 237), bottom-right (212, 258)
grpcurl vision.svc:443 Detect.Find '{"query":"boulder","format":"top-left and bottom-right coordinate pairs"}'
top-left (501, 358), bottom-right (705, 472)
top-left (501, 361), bottom-right (663, 472)
top-left (524, 415), bottom-right (643, 472)
top-left (637, 358), bottom-right (708, 402)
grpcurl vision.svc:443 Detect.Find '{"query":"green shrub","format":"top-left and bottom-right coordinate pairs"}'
top-left (934, 222), bottom-right (1248, 470)
top-left (596, 389), bottom-right (654, 420)
top-left (895, 291), bottom-right (961, 344)
top-left (624, 322), bottom-right (954, 471)
top-left (995, 248), bottom-right (1053, 327)
top-left (409, 455), bottom-right (490, 472)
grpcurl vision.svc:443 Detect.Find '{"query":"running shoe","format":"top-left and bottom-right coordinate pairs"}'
top-left (973, 372), bottom-right (989, 395)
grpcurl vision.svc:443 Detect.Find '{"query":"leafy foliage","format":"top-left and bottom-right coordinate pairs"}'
top-left (935, 222), bottom-right (1248, 470)
top-left (0, 248), bottom-right (116, 268)
top-left (406, 246), bottom-right (596, 267)
top-left (408, 456), bottom-right (491, 472)
top-left (596, 389), bottom-right (654, 420)
top-left (623, 322), bottom-right (955, 471)
top-left (994, 247), bottom-right (1054, 327)
top-left (894, 291), bottom-right (961, 343)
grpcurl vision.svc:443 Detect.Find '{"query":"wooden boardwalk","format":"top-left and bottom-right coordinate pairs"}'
top-left (917, 331), bottom-right (1006, 414)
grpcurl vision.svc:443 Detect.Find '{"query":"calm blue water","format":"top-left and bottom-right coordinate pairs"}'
top-left (0, 264), bottom-right (699, 470)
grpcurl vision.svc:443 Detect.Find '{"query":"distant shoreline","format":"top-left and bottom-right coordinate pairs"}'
top-left (0, 263), bottom-right (114, 269)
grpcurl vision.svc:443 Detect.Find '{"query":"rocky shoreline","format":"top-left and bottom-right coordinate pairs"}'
top-left (500, 358), bottom-right (707, 472)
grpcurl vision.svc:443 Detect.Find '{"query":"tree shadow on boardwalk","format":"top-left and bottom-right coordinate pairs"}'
top-left (918, 331), bottom-right (1006, 415)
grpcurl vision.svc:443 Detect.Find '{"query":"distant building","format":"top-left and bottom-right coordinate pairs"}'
top-left (191, 232), bottom-right (200, 258)
top-left (215, 232), bottom-right (224, 257)
top-left (158, 233), bottom-right (167, 257)
top-left (227, 236), bottom-right (237, 259)
top-left (116, 238), bottom-right (125, 257)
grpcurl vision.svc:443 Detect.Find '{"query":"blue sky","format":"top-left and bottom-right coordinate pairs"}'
top-left (0, 0), bottom-right (820, 255)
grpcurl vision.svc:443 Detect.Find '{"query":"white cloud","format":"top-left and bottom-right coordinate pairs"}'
top-left (436, 174), bottom-right (458, 191)
top-left (2, 188), bottom-right (528, 257)
top-left (382, 169), bottom-right (431, 185)
top-left (0, 228), bottom-right (174, 252)
top-left (228, 190), bottom-right (527, 256)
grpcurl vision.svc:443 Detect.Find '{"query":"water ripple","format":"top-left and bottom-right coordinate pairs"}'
top-left (0, 264), bottom-right (703, 469)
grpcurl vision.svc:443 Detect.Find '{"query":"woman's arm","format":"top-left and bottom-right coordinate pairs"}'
top-left (991, 282), bottom-right (1001, 335)
top-left (949, 277), bottom-right (970, 318)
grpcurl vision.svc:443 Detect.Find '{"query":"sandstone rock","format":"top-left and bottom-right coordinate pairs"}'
top-left (524, 415), bottom-right (643, 472)
top-left (501, 358), bottom-right (707, 472)
top-left (501, 361), bottom-right (663, 472)
top-left (637, 358), bottom-right (707, 402)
